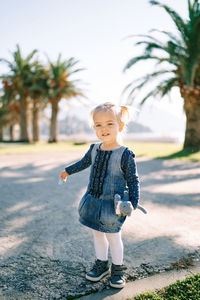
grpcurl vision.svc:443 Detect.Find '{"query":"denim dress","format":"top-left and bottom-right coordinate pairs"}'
top-left (77, 143), bottom-right (133, 233)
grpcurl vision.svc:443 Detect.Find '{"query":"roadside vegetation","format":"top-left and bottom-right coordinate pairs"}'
top-left (131, 273), bottom-right (200, 300)
top-left (0, 141), bottom-right (200, 161)
top-left (0, 46), bottom-right (84, 143)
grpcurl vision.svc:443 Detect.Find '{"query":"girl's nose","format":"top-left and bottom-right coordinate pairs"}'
top-left (101, 125), bottom-right (108, 131)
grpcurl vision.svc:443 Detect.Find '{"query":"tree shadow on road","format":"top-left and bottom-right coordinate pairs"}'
top-left (0, 155), bottom-right (93, 298)
top-left (0, 154), bottom-right (200, 299)
top-left (137, 158), bottom-right (200, 208)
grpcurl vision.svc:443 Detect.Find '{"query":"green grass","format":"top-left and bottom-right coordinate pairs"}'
top-left (131, 273), bottom-right (200, 300)
top-left (0, 141), bottom-right (200, 161)
top-left (0, 141), bottom-right (90, 154)
top-left (126, 142), bottom-right (200, 161)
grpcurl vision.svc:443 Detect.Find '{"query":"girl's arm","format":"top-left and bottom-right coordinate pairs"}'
top-left (66, 143), bottom-right (94, 172)
top-left (121, 149), bottom-right (140, 209)
top-left (59, 144), bottom-right (94, 181)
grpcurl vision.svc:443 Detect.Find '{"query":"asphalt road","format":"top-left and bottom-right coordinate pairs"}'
top-left (0, 151), bottom-right (200, 299)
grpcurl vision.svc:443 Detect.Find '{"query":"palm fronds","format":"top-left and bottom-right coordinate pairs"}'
top-left (150, 1), bottom-right (188, 41)
top-left (123, 0), bottom-right (200, 104)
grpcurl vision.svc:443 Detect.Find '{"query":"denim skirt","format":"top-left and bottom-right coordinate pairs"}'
top-left (78, 193), bottom-right (126, 233)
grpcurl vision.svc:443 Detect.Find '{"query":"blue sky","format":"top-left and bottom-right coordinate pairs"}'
top-left (0, 0), bottom-right (188, 138)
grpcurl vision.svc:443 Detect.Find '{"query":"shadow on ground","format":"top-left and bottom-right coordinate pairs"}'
top-left (0, 153), bottom-right (199, 299)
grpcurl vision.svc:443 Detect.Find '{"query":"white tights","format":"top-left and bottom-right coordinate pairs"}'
top-left (92, 229), bottom-right (123, 265)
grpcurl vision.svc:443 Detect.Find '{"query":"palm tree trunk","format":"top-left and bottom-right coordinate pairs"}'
top-left (9, 125), bottom-right (14, 141)
top-left (20, 96), bottom-right (30, 142)
top-left (0, 127), bottom-right (3, 141)
top-left (49, 99), bottom-right (59, 143)
top-left (184, 96), bottom-right (200, 150)
top-left (32, 100), bottom-right (39, 142)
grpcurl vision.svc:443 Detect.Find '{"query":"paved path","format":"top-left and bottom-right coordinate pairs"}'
top-left (0, 151), bottom-right (200, 299)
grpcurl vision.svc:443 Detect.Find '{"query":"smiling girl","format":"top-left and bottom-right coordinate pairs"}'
top-left (59, 102), bottom-right (140, 288)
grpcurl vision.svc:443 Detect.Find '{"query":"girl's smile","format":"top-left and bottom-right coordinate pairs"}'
top-left (102, 133), bottom-right (110, 136)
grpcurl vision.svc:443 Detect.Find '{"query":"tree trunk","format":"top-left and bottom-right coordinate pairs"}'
top-left (49, 99), bottom-right (59, 143)
top-left (32, 100), bottom-right (39, 142)
top-left (20, 96), bottom-right (30, 142)
top-left (9, 125), bottom-right (14, 141)
top-left (0, 127), bottom-right (3, 141)
top-left (183, 95), bottom-right (200, 150)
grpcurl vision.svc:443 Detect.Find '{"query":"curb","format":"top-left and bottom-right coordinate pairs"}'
top-left (79, 261), bottom-right (200, 300)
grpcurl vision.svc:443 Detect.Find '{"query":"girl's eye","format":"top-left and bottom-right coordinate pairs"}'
top-left (108, 123), bottom-right (114, 126)
top-left (95, 124), bottom-right (101, 127)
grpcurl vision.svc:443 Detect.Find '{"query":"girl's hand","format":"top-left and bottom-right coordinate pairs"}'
top-left (59, 170), bottom-right (69, 182)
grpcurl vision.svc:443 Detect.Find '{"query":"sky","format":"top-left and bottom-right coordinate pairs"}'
top-left (0, 0), bottom-right (188, 140)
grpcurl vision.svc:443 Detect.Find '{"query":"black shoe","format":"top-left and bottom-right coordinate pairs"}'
top-left (86, 259), bottom-right (109, 282)
top-left (110, 263), bottom-right (126, 288)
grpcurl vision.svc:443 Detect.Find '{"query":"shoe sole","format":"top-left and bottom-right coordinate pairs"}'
top-left (110, 281), bottom-right (125, 289)
top-left (86, 269), bottom-right (110, 282)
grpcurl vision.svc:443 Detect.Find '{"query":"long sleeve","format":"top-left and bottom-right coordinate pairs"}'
top-left (121, 149), bottom-right (140, 209)
top-left (65, 144), bottom-right (94, 175)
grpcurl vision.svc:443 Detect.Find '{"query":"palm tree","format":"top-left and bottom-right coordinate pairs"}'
top-left (47, 55), bottom-right (84, 143)
top-left (0, 79), bottom-right (18, 140)
top-left (0, 45), bottom-right (38, 142)
top-left (29, 62), bottom-right (49, 142)
top-left (0, 97), bottom-right (9, 141)
top-left (0, 95), bottom-right (20, 141)
top-left (123, 0), bottom-right (200, 149)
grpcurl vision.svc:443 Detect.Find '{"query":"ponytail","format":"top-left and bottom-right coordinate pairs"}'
top-left (120, 105), bottom-right (130, 125)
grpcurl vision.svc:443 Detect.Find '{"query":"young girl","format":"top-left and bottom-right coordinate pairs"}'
top-left (59, 102), bottom-right (140, 289)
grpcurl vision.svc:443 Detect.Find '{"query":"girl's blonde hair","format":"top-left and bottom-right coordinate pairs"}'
top-left (90, 102), bottom-right (130, 129)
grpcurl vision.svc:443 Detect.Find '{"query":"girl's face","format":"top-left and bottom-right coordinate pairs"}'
top-left (93, 110), bottom-right (123, 145)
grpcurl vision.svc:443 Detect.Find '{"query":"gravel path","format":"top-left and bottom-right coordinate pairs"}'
top-left (0, 151), bottom-right (200, 299)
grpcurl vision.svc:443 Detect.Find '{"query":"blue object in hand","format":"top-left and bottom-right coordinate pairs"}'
top-left (58, 178), bottom-right (64, 185)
